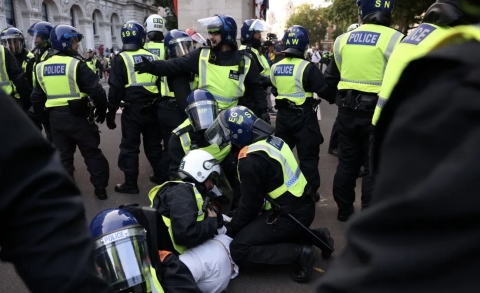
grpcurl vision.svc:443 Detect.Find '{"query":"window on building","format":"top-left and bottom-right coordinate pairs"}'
top-left (70, 8), bottom-right (75, 27)
top-left (5, 0), bottom-right (16, 27)
top-left (111, 16), bottom-right (114, 36)
top-left (41, 2), bottom-right (48, 21)
top-left (93, 13), bottom-right (96, 35)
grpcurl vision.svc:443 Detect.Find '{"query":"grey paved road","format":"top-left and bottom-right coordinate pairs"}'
top-left (0, 81), bottom-right (364, 292)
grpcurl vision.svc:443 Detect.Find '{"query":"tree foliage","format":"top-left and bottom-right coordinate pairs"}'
top-left (285, 4), bottom-right (329, 47)
top-left (154, 0), bottom-right (178, 31)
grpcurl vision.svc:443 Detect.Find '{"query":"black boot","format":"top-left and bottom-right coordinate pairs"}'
top-left (94, 188), bottom-right (108, 200)
top-left (337, 206), bottom-right (354, 222)
top-left (150, 174), bottom-right (167, 185)
top-left (115, 181), bottom-right (139, 194)
top-left (291, 245), bottom-right (316, 283)
top-left (310, 228), bottom-right (335, 260)
top-left (328, 148), bottom-right (338, 157)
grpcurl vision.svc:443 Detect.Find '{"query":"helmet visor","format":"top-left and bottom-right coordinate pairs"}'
top-left (186, 100), bottom-right (219, 131)
top-left (209, 169), bottom-right (233, 205)
top-left (168, 37), bottom-right (194, 58)
top-left (190, 32), bottom-right (207, 45)
top-left (194, 16), bottom-right (224, 35)
top-left (92, 226), bottom-right (151, 292)
top-left (1, 36), bottom-right (24, 55)
top-left (204, 113), bottom-right (231, 146)
top-left (69, 36), bottom-right (84, 55)
top-left (248, 19), bottom-right (272, 33)
top-left (29, 32), bottom-right (48, 51)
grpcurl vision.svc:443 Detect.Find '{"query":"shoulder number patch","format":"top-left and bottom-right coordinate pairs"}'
top-left (238, 146), bottom-right (248, 160)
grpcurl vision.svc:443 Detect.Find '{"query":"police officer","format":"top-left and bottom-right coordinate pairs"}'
top-left (0, 38), bottom-right (31, 111)
top-left (372, 0), bottom-right (478, 125)
top-left (271, 25), bottom-right (335, 201)
top-left (106, 21), bottom-right (164, 194)
top-left (0, 89), bottom-right (112, 293)
top-left (205, 106), bottom-right (334, 283)
top-left (134, 14), bottom-right (268, 120)
top-left (31, 24), bottom-right (109, 200)
top-left (324, 0), bottom-right (404, 221)
top-left (149, 149), bottom-right (227, 255)
top-left (85, 48), bottom-right (100, 77)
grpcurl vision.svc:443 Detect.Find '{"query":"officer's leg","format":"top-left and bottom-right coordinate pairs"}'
top-left (360, 116), bottom-right (374, 209)
top-left (141, 109), bottom-right (165, 183)
top-left (274, 109), bottom-right (296, 149)
top-left (49, 110), bottom-right (76, 178)
top-left (117, 105), bottom-right (142, 193)
top-left (230, 205), bottom-right (315, 281)
top-left (332, 113), bottom-right (362, 221)
top-left (328, 113), bottom-right (339, 155)
top-left (294, 110), bottom-right (323, 191)
top-left (74, 118), bottom-right (110, 190)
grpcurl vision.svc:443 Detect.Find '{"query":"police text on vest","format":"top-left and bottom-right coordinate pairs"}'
top-left (274, 65), bottom-right (294, 76)
top-left (347, 32), bottom-right (380, 46)
top-left (44, 64), bottom-right (67, 76)
top-left (402, 23), bottom-right (436, 45)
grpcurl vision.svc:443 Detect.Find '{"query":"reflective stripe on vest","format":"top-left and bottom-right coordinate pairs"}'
top-left (145, 42), bottom-right (174, 98)
top-left (120, 50), bottom-right (159, 92)
top-left (333, 24), bottom-right (404, 93)
top-left (147, 266), bottom-right (165, 293)
top-left (12, 51), bottom-right (35, 99)
top-left (270, 57), bottom-right (313, 106)
top-left (0, 46), bottom-right (14, 95)
top-left (198, 48), bottom-right (251, 109)
top-left (172, 119), bottom-right (231, 162)
top-left (240, 137), bottom-right (307, 211)
top-left (36, 56), bottom-right (87, 107)
top-left (148, 181), bottom-right (205, 254)
top-left (373, 24), bottom-right (454, 125)
top-left (239, 45), bottom-right (271, 77)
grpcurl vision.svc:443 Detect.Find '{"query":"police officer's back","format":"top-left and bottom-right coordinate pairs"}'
top-left (107, 21), bottom-right (164, 194)
top-left (270, 25), bottom-right (336, 201)
top-left (134, 14), bottom-right (267, 118)
top-left (31, 24), bottom-right (110, 200)
top-left (372, 0), bottom-right (478, 125)
top-left (325, 0), bottom-right (404, 221)
top-left (85, 48), bottom-right (100, 77)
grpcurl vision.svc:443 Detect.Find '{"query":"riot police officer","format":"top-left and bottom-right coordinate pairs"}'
top-left (85, 48), bottom-right (100, 77)
top-left (106, 21), bottom-right (163, 194)
top-left (0, 37), bottom-right (31, 111)
top-left (31, 24), bottom-right (109, 200)
top-left (372, 0), bottom-right (479, 125)
top-left (271, 25), bottom-right (335, 201)
top-left (324, 0), bottom-right (404, 221)
top-left (134, 14), bottom-right (268, 120)
top-left (205, 106), bottom-right (334, 283)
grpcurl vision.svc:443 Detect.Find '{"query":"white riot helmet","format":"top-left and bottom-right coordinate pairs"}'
top-left (145, 14), bottom-right (165, 42)
top-left (178, 150), bottom-right (221, 183)
top-left (347, 23), bottom-right (360, 32)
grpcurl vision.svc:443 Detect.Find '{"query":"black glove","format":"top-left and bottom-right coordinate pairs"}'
top-left (134, 56), bottom-right (154, 74)
top-left (261, 111), bottom-right (271, 124)
top-left (95, 107), bottom-right (107, 124)
top-left (106, 110), bottom-right (116, 129)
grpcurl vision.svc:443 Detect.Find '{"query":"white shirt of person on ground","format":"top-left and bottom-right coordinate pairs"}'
top-left (179, 215), bottom-right (239, 293)
top-left (311, 50), bottom-right (322, 64)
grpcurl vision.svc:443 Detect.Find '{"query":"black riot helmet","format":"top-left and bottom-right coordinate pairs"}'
top-left (424, 0), bottom-right (480, 26)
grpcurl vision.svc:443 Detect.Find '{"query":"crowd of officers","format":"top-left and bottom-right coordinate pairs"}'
top-left (2, 0), bottom-right (480, 292)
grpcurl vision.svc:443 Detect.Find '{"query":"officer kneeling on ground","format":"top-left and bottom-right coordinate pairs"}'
top-left (148, 149), bottom-right (231, 255)
top-left (205, 106), bottom-right (334, 283)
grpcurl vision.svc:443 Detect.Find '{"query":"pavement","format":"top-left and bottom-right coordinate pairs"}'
top-left (0, 79), bottom-right (364, 292)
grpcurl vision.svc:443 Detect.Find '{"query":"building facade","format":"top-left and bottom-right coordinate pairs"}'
top-left (0, 0), bottom-right (158, 53)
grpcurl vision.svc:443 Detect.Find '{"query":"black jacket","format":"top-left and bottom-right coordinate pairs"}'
top-left (317, 41), bottom-right (480, 293)
top-left (166, 73), bottom-right (191, 113)
top-left (0, 89), bottom-right (112, 293)
top-left (152, 182), bottom-right (217, 249)
top-left (148, 47), bottom-right (267, 116)
top-left (108, 49), bottom-right (162, 107)
top-left (31, 53), bottom-right (108, 122)
top-left (226, 138), bottom-right (307, 238)
top-left (14, 49), bottom-right (35, 89)
top-left (2, 46), bottom-right (31, 109)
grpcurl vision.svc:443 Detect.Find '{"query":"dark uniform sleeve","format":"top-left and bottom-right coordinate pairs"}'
top-left (30, 76), bottom-right (48, 125)
top-left (0, 91), bottom-right (112, 293)
top-left (243, 57), bottom-right (267, 116)
top-left (226, 154), bottom-right (268, 238)
top-left (76, 61), bottom-right (108, 111)
top-left (24, 58), bottom-right (35, 88)
top-left (160, 252), bottom-right (203, 293)
top-left (167, 184), bottom-right (217, 248)
top-left (167, 74), bottom-right (192, 111)
top-left (150, 48), bottom-right (201, 76)
top-left (303, 63), bottom-right (337, 102)
top-left (108, 56), bottom-right (127, 108)
top-left (5, 48), bottom-right (31, 109)
top-left (167, 134), bottom-right (186, 180)
top-left (323, 57), bottom-right (341, 92)
top-left (317, 42), bottom-right (480, 293)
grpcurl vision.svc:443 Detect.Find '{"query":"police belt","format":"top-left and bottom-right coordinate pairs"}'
top-left (274, 98), bottom-right (317, 115)
top-left (336, 90), bottom-right (378, 115)
top-left (269, 192), bottom-right (314, 217)
top-left (159, 96), bottom-right (178, 109)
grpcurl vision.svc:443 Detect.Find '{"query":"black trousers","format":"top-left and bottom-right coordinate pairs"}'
top-left (119, 103), bottom-right (163, 181)
top-left (230, 203), bottom-right (315, 268)
top-left (329, 114), bottom-right (339, 150)
top-left (275, 106), bottom-right (323, 190)
top-left (157, 100), bottom-right (188, 182)
top-left (49, 107), bottom-right (109, 188)
top-left (333, 110), bottom-right (374, 210)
